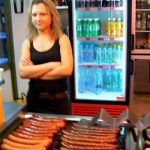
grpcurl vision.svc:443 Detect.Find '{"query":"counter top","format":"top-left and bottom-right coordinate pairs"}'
top-left (0, 102), bottom-right (27, 133)
top-left (3, 102), bottom-right (27, 122)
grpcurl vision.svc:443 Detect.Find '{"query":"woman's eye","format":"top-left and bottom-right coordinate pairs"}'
top-left (32, 13), bottom-right (37, 17)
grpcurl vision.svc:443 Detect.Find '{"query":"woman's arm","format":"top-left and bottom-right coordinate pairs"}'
top-left (19, 39), bottom-right (61, 79)
top-left (40, 34), bottom-right (73, 80)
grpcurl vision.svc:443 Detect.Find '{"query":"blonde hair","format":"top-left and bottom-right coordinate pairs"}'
top-left (26, 0), bottom-right (62, 40)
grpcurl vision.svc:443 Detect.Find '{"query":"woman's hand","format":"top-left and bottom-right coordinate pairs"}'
top-left (20, 57), bottom-right (33, 66)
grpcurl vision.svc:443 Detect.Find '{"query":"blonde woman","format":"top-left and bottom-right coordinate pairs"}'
top-left (19, 0), bottom-right (73, 114)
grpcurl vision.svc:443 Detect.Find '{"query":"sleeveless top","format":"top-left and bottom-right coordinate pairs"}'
top-left (28, 39), bottom-right (67, 94)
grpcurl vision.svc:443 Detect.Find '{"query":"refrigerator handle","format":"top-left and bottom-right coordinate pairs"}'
top-left (13, 0), bottom-right (24, 14)
top-left (130, 34), bottom-right (134, 50)
top-left (130, 59), bottom-right (134, 75)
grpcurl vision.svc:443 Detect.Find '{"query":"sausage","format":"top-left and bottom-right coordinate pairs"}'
top-left (12, 131), bottom-right (52, 139)
top-left (31, 114), bottom-right (65, 122)
top-left (62, 141), bottom-right (118, 150)
top-left (23, 118), bottom-right (66, 128)
top-left (8, 134), bottom-right (51, 146)
top-left (0, 143), bottom-right (46, 150)
top-left (18, 125), bottom-right (58, 134)
top-left (16, 128), bottom-right (55, 137)
top-left (22, 123), bottom-right (58, 131)
top-left (2, 138), bottom-right (49, 148)
top-left (62, 134), bottom-right (117, 143)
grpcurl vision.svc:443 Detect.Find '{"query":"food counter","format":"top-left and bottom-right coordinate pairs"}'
top-left (0, 106), bottom-right (139, 150)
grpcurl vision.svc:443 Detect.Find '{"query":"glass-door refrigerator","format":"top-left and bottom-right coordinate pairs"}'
top-left (68, 0), bottom-right (131, 116)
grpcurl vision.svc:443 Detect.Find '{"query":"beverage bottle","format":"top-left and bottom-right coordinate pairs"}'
top-left (116, 18), bottom-right (122, 37)
top-left (84, 43), bottom-right (89, 62)
top-left (96, 0), bottom-right (102, 7)
top-left (95, 44), bottom-right (101, 63)
top-left (111, 69), bottom-right (118, 92)
top-left (102, 0), bottom-right (108, 7)
top-left (107, 0), bottom-right (111, 7)
top-left (111, 0), bottom-right (115, 7)
top-left (78, 68), bottom-right (85, 93)
top-left (83, 19), bottom-right (88, 37)
top-left (117, 43), bottom-right (123, 65)
top-left (89, 43), bottom-right (95, 62)
top-left (89, 18), bottom-right (93, 37)
top-left (101, 43), bottom-right (106, 64)
top-left (120, 19), bottom-right (123, 37)
top-left (91, 0), bottom-right (96, 7)
top-left (106, 18), bottom-right (111, 36)
top-left (108, 43), bottom-right (113, 64)
top-left (120, 0), bottom-right (123, 6)
top-left (95, 68), bottom-right (103, 94)
top-left (76, 0), bottom-right (80, 8)
top-left (115, 0), bottom-right (120, 7)
top-left (105, 69), bottom-right (111, 91)
top-left (76, 19), bottom-right (82, 37)
top-left (81, 0), bottom-right (86, 7)
top-left (140, 0), bottom-right (147, 9)
top-left (86, 19), bottom-right (90, 37)
top-left (111, 18), bottom-right (116, 37)
top-left (136, 0), bottom-right (141, 9)
top-left (85, 0), bottom-right (91, 7)
top-left (117, 69), bottom-right (122, 92)
top-left (146, 14), bottom-right (150, 30)
top-left (93, 18), bottom-right (101, 36)
top-left (112, 43), bottom-right (117, 64)
top-left (148, 0), bottom-right (150, 8)
top-left (141, 12), bottom-right (146, 30)
top-left (78, 43), bottom-right (84, 63)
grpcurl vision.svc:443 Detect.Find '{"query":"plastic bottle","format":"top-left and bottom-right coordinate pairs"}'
top-left (101, 43), bottom-right (106, 64)
top-left (117, 69), bottom-right (122, 92)
top-left (111, 18), bottom-right (116, 37)
top-left (76, 19), bottom-right (82, 37)
top-left (93, 18), bottom-right (101, 36)
top-left (95, 44), bottom-right (101, 64)
top-left (89, 18), bottom-right (93, 37)
top-left (136, 0), bottom-right (141, 9)
top-left (112, 43), bottom-right (117, 64)
top-left (83, 19), bottom-right (88, 37)
top-left (89, 43), bottom-right (95, 62)
top-left (141, 12), bottom-right (146, 30)
top-left (106, 18), bottom-right (111, 36)
top-left (111, 69), bottom-right (118, 92)
top-left (83, 43), bottom-right (89, 62)
top-left (78, 68), bottom-right (85, 93)
top-left (136, 12), bottom-right (142, 30)
top-left (78, 43), bottom-right (84, 63)
top-left (95, 68), bottom-right (103, 94)
top-left (116, 18), bottom-right (122, 37)
top-left (146, 14), bottom-right (150, 30)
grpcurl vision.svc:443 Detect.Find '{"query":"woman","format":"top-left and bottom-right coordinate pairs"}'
top-left (19, 0), bottom-right (73, 114)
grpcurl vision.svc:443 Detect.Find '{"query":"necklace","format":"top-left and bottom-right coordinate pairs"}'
top-left (38, 39), bottom-right (44, 48)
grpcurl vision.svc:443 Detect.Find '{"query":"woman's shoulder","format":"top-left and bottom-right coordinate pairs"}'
top-left (22, 38), bottom-right (31, 49)
top-left (59, 34), bottom-right (70, 44)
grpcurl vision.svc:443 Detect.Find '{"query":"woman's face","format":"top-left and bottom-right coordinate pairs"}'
top-left (31, 3), bottom-right (52, 32)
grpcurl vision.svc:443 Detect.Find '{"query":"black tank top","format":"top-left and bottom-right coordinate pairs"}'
top-left (28, 39), bottom-right (67, 93)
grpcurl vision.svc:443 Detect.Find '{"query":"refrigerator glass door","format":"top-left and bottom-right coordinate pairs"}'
top-left (72, 0), bottom-right (130, 103)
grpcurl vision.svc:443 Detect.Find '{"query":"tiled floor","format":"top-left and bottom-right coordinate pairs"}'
top-left (129, 94), bottom-right (150, 117)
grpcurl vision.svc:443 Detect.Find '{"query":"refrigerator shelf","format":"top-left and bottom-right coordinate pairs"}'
top-left (76, 7), bottom-right (123, 11)
top-left (78, 64), bottom-right (123, 69)
top-left (77, 37), bottom-right (123, 41)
